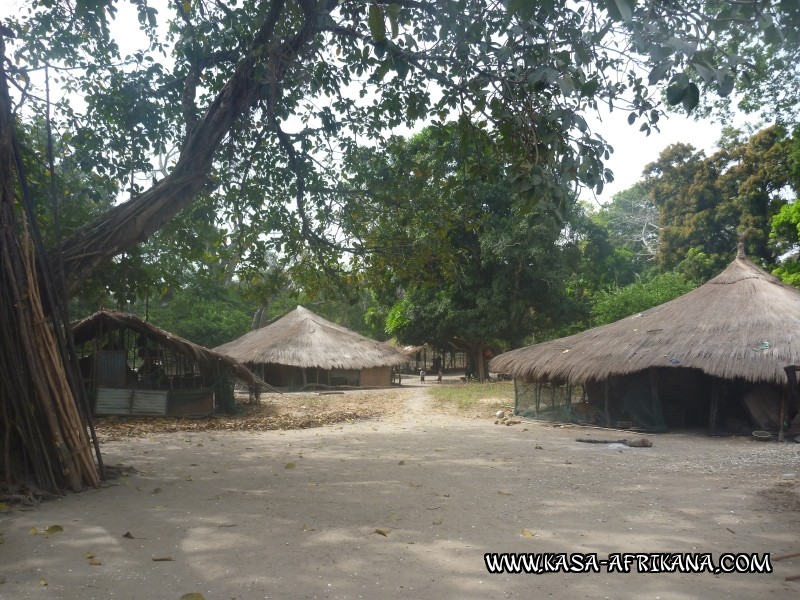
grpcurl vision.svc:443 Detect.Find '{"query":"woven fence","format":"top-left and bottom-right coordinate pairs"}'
top-left (514, 379), bottom-right (589, 422)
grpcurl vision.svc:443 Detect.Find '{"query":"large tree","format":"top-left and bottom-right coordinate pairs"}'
top-left (342, 122), bottom-right (571, 379)
top-left (2, 1), bottom-right (800, 492)
top-left (644, 126), bottom-right (796, 276)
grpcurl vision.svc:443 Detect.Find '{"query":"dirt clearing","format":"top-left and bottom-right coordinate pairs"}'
top-left (1, 385), bottom-right (799, 599)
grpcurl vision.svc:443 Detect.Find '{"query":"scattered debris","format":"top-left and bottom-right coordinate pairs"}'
top-left (576, 437), bottom-right (653, 448)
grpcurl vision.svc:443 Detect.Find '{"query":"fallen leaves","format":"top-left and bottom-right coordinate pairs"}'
top-left (180, 593), bottom-right (205, 600)
top-left (92, 392), bottom-right (402, 442)
top-left (29, 525), bottom-right (63, 537)
top-left (373, 528), bottom-right (390, 537)
top-left (520, 528), bottom-right (540, 538)
top-left (152, 556), bottom-right (174, 561)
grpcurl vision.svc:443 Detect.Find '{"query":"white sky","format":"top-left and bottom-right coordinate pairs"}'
top-left (581, 108), bottom-right (730, 205)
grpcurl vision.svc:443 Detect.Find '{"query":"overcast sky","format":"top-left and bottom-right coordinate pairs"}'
top-left (581, 107), bottom-right (731, 205)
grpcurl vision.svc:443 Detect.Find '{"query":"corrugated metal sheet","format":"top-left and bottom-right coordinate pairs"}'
top-left (96, 351), bottom-right (128, 387)
top-left (95, 388), bottom-right (133, 415)
top-left (132, 390), bottom-right (168, 415)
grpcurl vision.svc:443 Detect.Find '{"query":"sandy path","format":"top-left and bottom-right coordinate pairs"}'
top-left (1, 388), bottom-right (799, 599)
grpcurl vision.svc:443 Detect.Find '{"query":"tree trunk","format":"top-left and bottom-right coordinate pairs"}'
top-left (1, 33), bottom-right (100, 493)
top-left (471, 345), bottom-right (487, 383)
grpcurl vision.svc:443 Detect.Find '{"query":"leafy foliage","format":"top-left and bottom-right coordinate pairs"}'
top-left (5, 1), bottom-right (797, 300)
top-left (341, 123), bottom-right (572, 359)
top-left (142, 279), bottom-right (255, 349)
top-left (591, 272), bottom-right (698, 326)
top-left (644, 126), bottom-right (796, 273)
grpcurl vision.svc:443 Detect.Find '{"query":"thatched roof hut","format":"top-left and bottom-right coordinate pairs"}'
top-left (214, 305), bottom-right (409, 390)
top-left (72, 310), bottom-right (259, 416)
top-left (489, 248), bottom-right (800, 434)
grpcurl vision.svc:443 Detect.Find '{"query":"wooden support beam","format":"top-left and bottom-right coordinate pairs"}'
top-left (709, 380), bottom-right (720, 434)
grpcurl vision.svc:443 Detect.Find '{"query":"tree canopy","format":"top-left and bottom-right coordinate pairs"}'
top-left (5, 1), bottom-right (799, 299)
top-left (643, 125), bottom-right (797, 276)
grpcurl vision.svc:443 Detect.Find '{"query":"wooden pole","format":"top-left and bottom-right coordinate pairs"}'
top-left (649, 369), bottom-right (660, 427)
top-left (709, 380), bottom-right (720, 434)
top-left (779, 393), bottom-right (786, 442)
top-left (604, 379), bottom-right (611, 427)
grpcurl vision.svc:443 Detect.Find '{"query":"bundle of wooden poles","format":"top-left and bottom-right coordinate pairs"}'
top-left (0, 34), bottom-right (100, 494)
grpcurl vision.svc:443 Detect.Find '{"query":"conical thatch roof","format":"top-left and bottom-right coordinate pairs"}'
top-left (70, 310), bottom-right (259, 386)
top-left (214, 305), bottom-right (409, 370)
top-left (490, 249), bottom-right (800, 386)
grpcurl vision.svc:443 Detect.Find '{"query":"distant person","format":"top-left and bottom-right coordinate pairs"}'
top-left (420, 370), bottom-right (425, 383)
top-left (437, 369), bottom-right (443, 384)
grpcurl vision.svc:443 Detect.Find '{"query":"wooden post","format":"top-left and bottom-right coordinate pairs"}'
top-left (604, 379), bottom-right (610, 427)
top-left (709, 380), bottom-right (720, 434)
top-left (778, 393), bottom-right (786, 442)
top-left (513, 379), bottom-right (518, 414)
top-left (649, 369), bottom-right (660, 427)
top-left (535, 383), bottom-right (541, 418)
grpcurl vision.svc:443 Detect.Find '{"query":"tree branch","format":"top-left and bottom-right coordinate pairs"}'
top-left (53, 0), bottom-right (328, 296)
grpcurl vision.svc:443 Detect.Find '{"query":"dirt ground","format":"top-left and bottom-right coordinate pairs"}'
top-left (2, 384), bottom-right (800, 599)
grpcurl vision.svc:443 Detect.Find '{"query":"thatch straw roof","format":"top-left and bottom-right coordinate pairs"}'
top-left (71, 310), bottom-right (259, 386)
top-left (489, 249), bottom-right (800, 386)
top-left (214, 305), bottom-right (410, 370)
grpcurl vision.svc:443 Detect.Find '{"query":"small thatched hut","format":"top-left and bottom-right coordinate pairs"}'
top-left (214, 305), bottom-right (409, 390)
top-left (489, 247), bottom-right (800, 435)
top-left (71, 310), bottom-right (258, 416)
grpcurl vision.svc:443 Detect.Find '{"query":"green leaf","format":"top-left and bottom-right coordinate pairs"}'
top-left (393, 56), bottom-right (409, 79)
top-left (612, 0), bottom-right (636, 22)
top-left (507, 0), bottom-right (535, 18)
top-left (368, 3), bottom-right (386, 43)
top-left (715, 71), bottom-right (735, 97)
top-left (691, 61), bottom-right (716, 85)
top-left (647, 59), bottom-right (673, 86)
top-left (682, 82), bottom-right (700, 112)
top-left (665, 73), bottom-right (689, 106)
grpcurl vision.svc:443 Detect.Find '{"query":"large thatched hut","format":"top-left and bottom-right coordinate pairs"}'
top-left (489, 248), bottom-right (800, 435)
top-left (214, 305), bottom-right (409, 390)
top-left (72, 310), bottom-right (258, 416)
